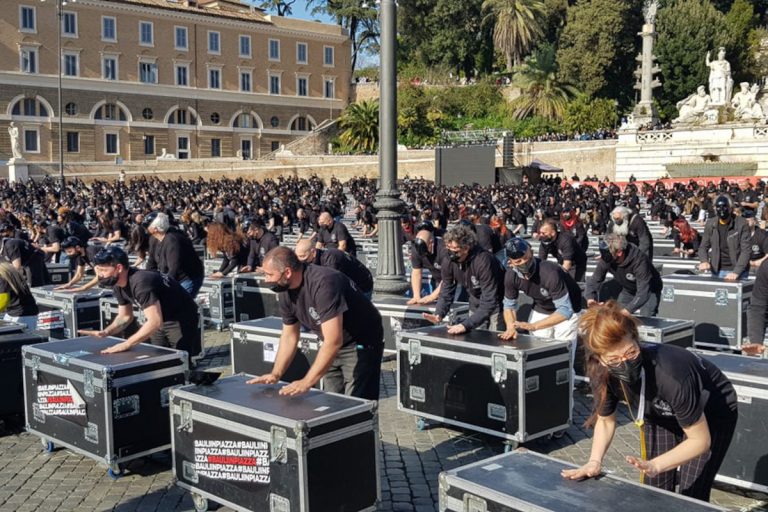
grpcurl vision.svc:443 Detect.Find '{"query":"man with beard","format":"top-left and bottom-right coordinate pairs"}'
top-left (407, 228), bottom-right (449, 304)
top-left (698, 195), bottom-right (751, 280)
top-left (537, 218), bottom-right (588, 282)
top-left (607, 206), bottom-right (654, 261)
top-left (242, 217), bottom-right (279, 273)
top-left (316, 211), bottom-right (357, 257)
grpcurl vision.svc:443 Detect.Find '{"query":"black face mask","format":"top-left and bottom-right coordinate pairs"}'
top-left (716, 205), bottom-right (731, 220)
top-left (613, 218), bottom-right (624, 226)
top-left (98, 275), bottom-right (118, 287)
top-left (607, 353), bottom-right (643, 385)
top-left (599, 248), bottom-right (614, 264)
top-left (540, 235), bottom-right (554, 245)
top-left (268, 272), bottom-right (290, 293)
top-left (448, 251), bottom-right (461, 263)
top-left (513, 258), bottom-right (536, 278)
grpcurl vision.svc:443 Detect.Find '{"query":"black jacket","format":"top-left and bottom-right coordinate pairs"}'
top-left (585, 243), bottom-right (662, 313)
top-left (608, 214), bottom-right (653, 261)
top-left (156, 228), bottom-right (204, 282)
top-left (699, 215), bottom-right (751, 275)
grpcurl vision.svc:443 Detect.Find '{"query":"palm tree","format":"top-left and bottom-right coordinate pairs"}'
top-left (509, 45), bottom-right (579, 120)
top-left (338, 100), bottom-right (380, 154)
top-left (482, 0), bottom-right (546, 71)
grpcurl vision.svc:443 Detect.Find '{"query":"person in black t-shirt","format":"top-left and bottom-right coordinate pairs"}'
top-left (563, 302), bottom-right (737, 503)
top-left (537, 218), bottom-right (587, 282)
top-left (37, 221), bottom-right (67, 263)
top-left (0, 262), bottom-right (39, 330)
top-left (315, 212), bottom-right (356, 257)
top-left (147, 212), bottom-right (204, 298)
top-left (241, 217), bottom-right (279, 273)
top-left (247, 247), bottom-right (383, 400)
top-left (0, 223), bottom-right (50, 287)
top-left (55, 236), bottom-right (102, 292)
top-left (294, 238), bottom-right (373, 297)
top-left (407, 228), bottom-right (448, 304)
top-left (206, 222), bottom-right (249, 278)
top-left (80, 246), bottom-right (201, 357)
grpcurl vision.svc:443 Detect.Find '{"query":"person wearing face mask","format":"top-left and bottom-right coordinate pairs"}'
top-left (537, 218), bottom-right (588, 282)
top-left (407, 228), bottom-right (448, 305)
top-left (563, 302), bottom-right (738, 503)
top-left (294, 238), bottom-right (373, 299)
top-left (247, 247), bottom-right (383, 399)
top-left (240, 217), bottom-right (279, 273)
top-left (315, 211), bottom-right (357, 257)
top-left (585, 234), bottom-right (662, 317)
top-left (422, 224), bottom-right (505, 333)
top-left (147, 212), bottom-right (205, 298)
top-left (698, 195), bottom-right (751, 281)
top-left (608, 206), bottom-right (654, 262)
top-left (559, 206), bottom-right (588, 251)
top-left (79, 246), bottom-right (201, 357)
top-left (499, 237), bottom-right (582, 371)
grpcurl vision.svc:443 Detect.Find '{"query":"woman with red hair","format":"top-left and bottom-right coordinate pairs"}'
top-left (672, 217), bottom-right (700, 257)
top-left (206, 222), bottom-right (248, 278)
top-left (562, 302), bottom-right (737, 503)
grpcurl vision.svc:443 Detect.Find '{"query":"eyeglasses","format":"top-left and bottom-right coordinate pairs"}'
top-left (599, 345), bottom-right (640, 368)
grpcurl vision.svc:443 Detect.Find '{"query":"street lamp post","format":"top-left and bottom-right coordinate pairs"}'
top-left (42, 0), bottom-right (68, 188)
top-left (373, 0), bottom-right (409, 296)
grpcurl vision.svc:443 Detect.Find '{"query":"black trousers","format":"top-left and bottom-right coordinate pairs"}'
top-left (323, 342), bottom-right (383, 401)
top-left (149, 318), bottom-right (201, 359)
top-left (644, 414), bottom-right (737, 502)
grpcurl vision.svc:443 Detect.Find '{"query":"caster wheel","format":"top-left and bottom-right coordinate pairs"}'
top-left (42, 439), bottom-right (55, 453)
top-left (503, 441), bottom-right (519, 453)
top-left (192, 493), bottom-right (209, 512)
top-left (416, 418), bottom-right (428, 431)
top-left (107, 467), bottom-right (123, 480)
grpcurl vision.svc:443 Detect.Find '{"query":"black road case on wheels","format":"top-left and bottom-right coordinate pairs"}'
top-left (45, 263), bottom-right (71, 285)
top-left (657, 274), bottom-right (752, 349)
top-left (0, 325), bottom-right (46, 418)
top-left (31, 286), bottom-right (111, 340)
top-left (198, 278), bottom-right (234, 330)
top-left (171, 375), bottom-right (380, 512)
top-left (635, 316), bottom-right (695, 347)
top-left (22, 337), bottom-right (188, 477)
top-left (397, 326), bottom-right (572, 446)
top-left (690, 349), bottom-right (768, 493)
top-left (230, 317), bottom-right (323, 387)
top-left (232, 275), bottom-right (281, 322)
top-left (439, 450), bottom-right (727, 512)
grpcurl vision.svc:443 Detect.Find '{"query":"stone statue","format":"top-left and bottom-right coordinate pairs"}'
top-left (706, 47), bottom-right (733, 105)
top-left (731, 82), bottom-right (752, 119)
top-left (8, 122), bottom-right (22, 160)
top-left (673, 86), bottom-right (712, 124)
top-left (643, 0), bottom-right (658, 25)
top-left (746, 84), bottom-right (765, 122)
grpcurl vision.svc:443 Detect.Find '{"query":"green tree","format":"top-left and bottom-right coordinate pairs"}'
top-left (722, 0), bottom-right (758, 85)
top-left (482, 0), bottom-right (546, 71)
top-left (309, 1), bottom-right (379, 71)
top-left (655, 0), bottom-right (729, 119)
top-left (562, 95), bottom-right (618, 133)
top-left (255, 0), bottom-right (296, 16)
top-left (338, 100), bottom-right (380, 154)
top-left (510, 44), bottom-right (579, 120)
top-left (555, 0), bottom-right (642, 104)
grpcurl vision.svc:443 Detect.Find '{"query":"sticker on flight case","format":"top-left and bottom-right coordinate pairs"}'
top-left (36, 381), bottom-right (86, 417)
top-left (193, 440), bottom-right (271, 483)
top-left (263, 342), bottom-right (277, 363)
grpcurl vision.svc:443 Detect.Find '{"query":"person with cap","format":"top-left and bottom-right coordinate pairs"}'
top-left (147, 212), bottom-right (205, 298)
top-left (422, 223), bottom-right (505, 333)
top-left (0, 223), bottom-right (50, 287)
top-left (294, 238), bottom-right (373, 299)
top-left (316, 211), bottom-right (357, 257)
top-left (0, 262), bottom-right (39, 330)
top-left (407, 228), bottom-right (449, 304)
top-left (500, 237), bottom-right (582, 370)
top-left (608, 206), bottom-right (654, 262)
top-left (564, 302), bottom-right (737, 503)
top-left (537, 218), bottom-right (588, 282)
top-left (585, 234), bottom-right (663, 317)
top-left (79, 246), bottom-right (202, 357)
top-left (241, 217), bottom-right (279, 273)
top-left (247, 246), bottom-right (383, 399)
top-left (55, 236), bottom-right (102, 292)
top-left (698, 195), bottom-right (751, 280)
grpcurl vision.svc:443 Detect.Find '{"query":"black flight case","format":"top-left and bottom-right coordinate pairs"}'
top-left (198, 277), bottom-right (235, 331)
top-left (31, 285), bottom-right (112, 340)
top-left (171, 375), bottom-right (380, 512)
top-left (0, 322), bottom-right (46, 418)
top-left (232, 275), bottom-right (281, 322)
top-left (397, 326), bottom-right (572, 447)
top-left (22, 336), bottom-right (188, 477)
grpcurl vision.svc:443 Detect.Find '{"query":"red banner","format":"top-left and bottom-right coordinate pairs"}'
top-left (568, 176), bottom-right (762, 191)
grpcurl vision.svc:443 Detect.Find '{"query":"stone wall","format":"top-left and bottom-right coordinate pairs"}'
top-left (513, 139), bottom-right (617, 180)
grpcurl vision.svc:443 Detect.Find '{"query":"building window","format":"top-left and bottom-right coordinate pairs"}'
top-left (95, 103), bottom-right (126, 121)
top-left (66, 132), bottom-right (79, 153)
top-left (169, 109), bottom-right (197, 125)
top-left (211, 138), bottom-right (221, 157)
top-left (144, 135), bottom-right (155, 155)
top-left (297, 43), bottom-right (307, 64)
top-left (105, 133), bottom-right (118, 155)
top-left (102, 16), bottom-right (116, 42)
top-left (65, 103), bottom-right (77, 116)
top-left (103, 56), bottom-right (117, 80)
top-left (139, 21), bottom-right (153, 46)
top-left (63, 53), bottom-right (79, 77)
top-left (210, 113), bottom-right (220, 125)
top-left (208, 68), bottom-right (221, 89)
top-left (176, 64), bottom-right (188, 86)
top-left (271, 141), bottom-right (280, 152)
top-left (20, 6), bottom-right (36, 32)
top-left (269, 39), bottom-right (280, 61)
top-left (20, 48), bottom-right (37, 74)
top-left (324, 46), bottom-right (334, 66)
top-left (297, 77), bottom-right (308, 97)
top-left (178, 137), bottom-right (189, 159)
top-left (240, 71), bottom-right (252, 92)
top-left (11, 98), bottom-right (48, 117)
top-left (291, 117), bottom-right (313, 131)
top-left (269, 74), bottom-right (280, 95)
top-left (62, 12), bottom-right (77, 37)
top-left (239, 35), bottom-right (251, 58)
top-left (324, 79), bottom-right (335, 99)
top-left (175, 26), bottom-right (188, 51)
top-left (139, 61), bottom-right (158, 84)
top-left (270, 116), bottom-right (279, 128)
top-left (234, 114), bottom-right (255, 128)
top-left (142, 108), bottom-right (153, 120)
top-left (208, 31), bottom-right (220, 54)
top-left (24, 129), bottom-right (39, 153)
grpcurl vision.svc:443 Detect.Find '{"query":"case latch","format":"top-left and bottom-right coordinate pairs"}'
top-left (101, 301), bottom-right (112, 319)
top-left (83, 369), bottom-right (95, 398)
top-left (84, 422), bottom-right (99, 444)
top-left (269, 493), bottom-right (290, 512)
top-left (270, 426), bottom-right (288, 464)
top-left (408, 339), bottom-right (421, 366)
top-left (235, 282), bottom-right (244, 298)
top-left (30, 355), bottom-right (40, 381)
top-left (464, 494), bottom-right (487, 512)
top-left (491, 353), bottom-right (507, 384)
top-left (177, 400), bottom-right (193, 432)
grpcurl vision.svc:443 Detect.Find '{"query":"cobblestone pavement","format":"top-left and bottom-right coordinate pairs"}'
top-left (0, 329), bottom-right (766, 512)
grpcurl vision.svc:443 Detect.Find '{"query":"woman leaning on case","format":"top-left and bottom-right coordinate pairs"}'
top-left (562, 301), bottom-right (738, 503)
